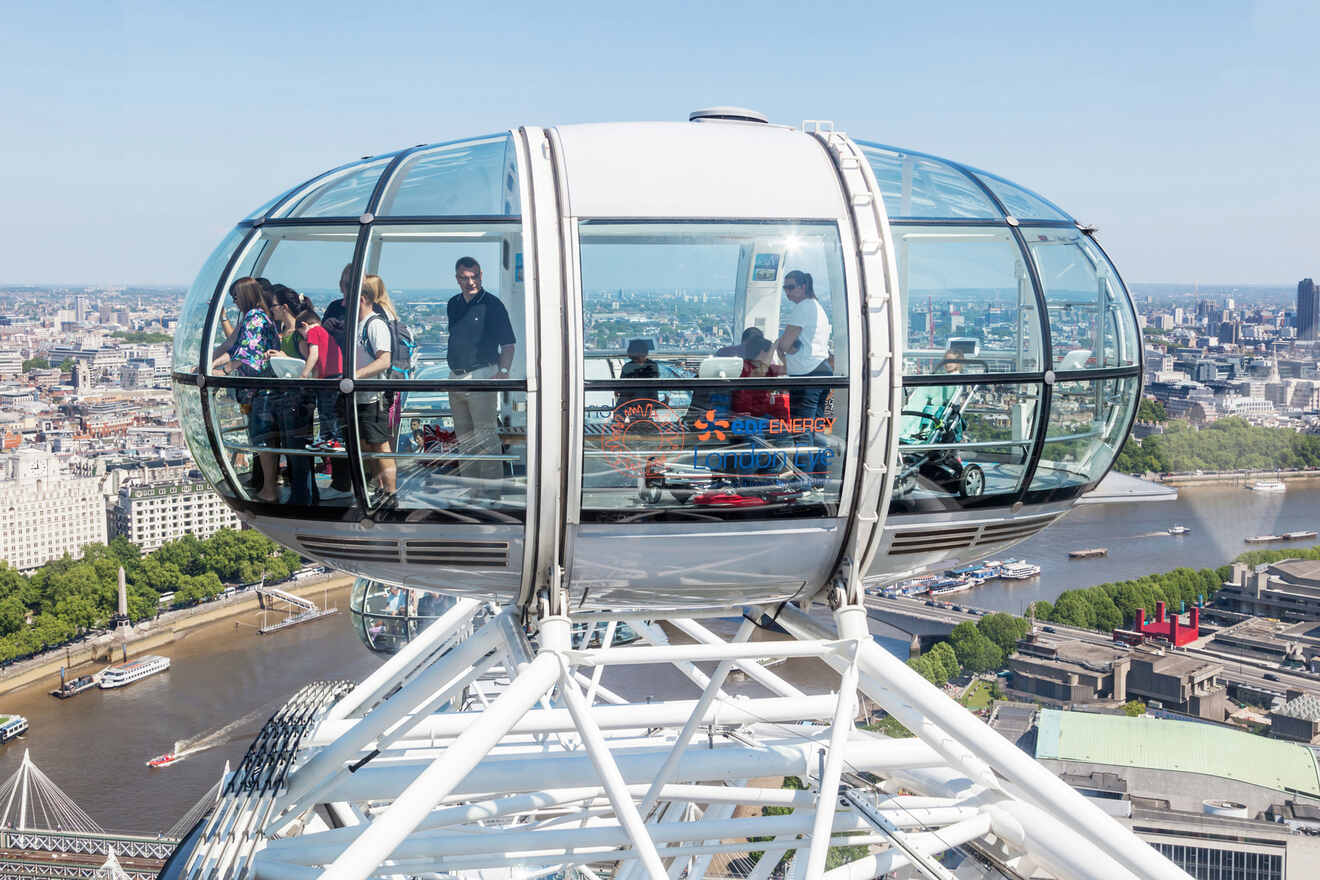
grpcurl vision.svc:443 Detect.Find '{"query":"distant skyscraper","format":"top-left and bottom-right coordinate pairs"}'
top-left (1298, 278), bottom-right (1318, 340)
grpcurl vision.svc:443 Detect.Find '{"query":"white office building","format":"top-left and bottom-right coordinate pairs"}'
top-left (110, 477), bottom-right (240, 552)
top-left (0, 451), bottom-right (106, 571)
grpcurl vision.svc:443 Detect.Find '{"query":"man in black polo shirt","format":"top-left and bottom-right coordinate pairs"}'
top-left (447, 256), bottom-right (516, 498)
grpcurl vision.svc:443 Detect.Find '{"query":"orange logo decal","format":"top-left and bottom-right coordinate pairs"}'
top-left (694, 409), bottom-right (730, 442)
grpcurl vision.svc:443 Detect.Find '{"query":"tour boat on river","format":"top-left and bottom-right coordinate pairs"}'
top-left (0, 715), bottom-right (28, 743)
top-left (99, 655), bottom-right (170, 689)
top-left (1248, 480), bottom-right (1286, 493)
top-left (928, 576), bottom-right (976, 596)
top-left (997, 560), bottom-right (1042, 579)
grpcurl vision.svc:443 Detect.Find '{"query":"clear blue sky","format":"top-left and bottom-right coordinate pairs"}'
top-left (2, 1), bottom-right (1315, 287)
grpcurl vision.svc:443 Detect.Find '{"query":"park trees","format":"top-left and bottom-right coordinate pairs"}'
top-left (949, 621), bottom-right (1003, 674)
top-left (976, 613), bottom-right (1031, 656)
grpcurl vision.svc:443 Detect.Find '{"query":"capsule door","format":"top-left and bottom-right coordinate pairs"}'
top-left (546, 122), bottom-right (865, 611)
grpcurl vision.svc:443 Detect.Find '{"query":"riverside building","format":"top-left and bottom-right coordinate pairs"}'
top-left (1221, 561), bottom-right (1320, 622)
top-left (0, 450), bottom-right (106, 570)
top-left (109, 476), bottom-right (240, 552)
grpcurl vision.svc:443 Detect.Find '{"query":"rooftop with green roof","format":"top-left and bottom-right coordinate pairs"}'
top-left (1035, 708), bottom-right (1320, 799)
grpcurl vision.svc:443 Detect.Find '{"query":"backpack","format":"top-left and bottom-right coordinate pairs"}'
top-left (363, 312), bottom-right (417, 379)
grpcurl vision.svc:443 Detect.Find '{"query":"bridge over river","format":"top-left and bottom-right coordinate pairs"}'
top-left (0, 750), bottom-right (217, 880)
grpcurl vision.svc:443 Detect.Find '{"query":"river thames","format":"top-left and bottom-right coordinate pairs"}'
top-left (2, 480), bottom-right (1318, 833)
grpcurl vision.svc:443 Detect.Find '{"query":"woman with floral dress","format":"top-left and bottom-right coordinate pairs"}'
top-left (212, 276), bottom-right (281, 502)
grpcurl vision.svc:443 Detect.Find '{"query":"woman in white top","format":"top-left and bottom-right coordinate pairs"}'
top-left (774, 270), bottom-right (833, 425)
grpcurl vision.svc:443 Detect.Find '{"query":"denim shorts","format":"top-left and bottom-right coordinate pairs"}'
top-left (248, 390), bottom-right (278, 448)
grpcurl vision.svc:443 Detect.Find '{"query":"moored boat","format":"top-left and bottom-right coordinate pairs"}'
top-left (1245, 535), bottom-right (1283, 544)
top-left (1283, 530), bottom-right (1318, 540)
top-left (928, 576), bottom-right (975, 596)
top-left (50, 674), bottom-right (95, 699)
top-left (99, 654), bottom-right (170, 689)
top-left (1248, 480), bottom-right (1286, 493)
top-left (998, 560), bottom-right (1041, 579)
top-left (0, 715), bottom-right (28, 743)
top-left (1068, 548), bottom-right (1108, 559)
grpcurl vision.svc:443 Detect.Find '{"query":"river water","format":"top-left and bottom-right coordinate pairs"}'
top-left (969, 480), bottom-right (1320, 614)
top-left (0, 587), bottom-right (383, 835)
top-left (3, 480), bottom-right (1318, 834)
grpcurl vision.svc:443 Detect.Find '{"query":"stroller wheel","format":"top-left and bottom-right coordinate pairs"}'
top-left (959, 464), bottom-right (985, 498)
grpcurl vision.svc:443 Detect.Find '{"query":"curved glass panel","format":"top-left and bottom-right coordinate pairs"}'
top-left (376, 136), bottom-right (519, 217)
top-left (578, 221), bottom-right (849, 521)
top-left (357, 389), bottom-right (528, 514)
top-left (173, 382), bottom-right (234, 498)
top-left (890, 226), bottom-right (1044, 375)
top-left (364, 223), bottom-right (527, 379)
top-left (890, 382), bottom-right (1041, 512)
top-left (175, 227), bottom-right (248, 374)
top-left (858, 145), bottom-right (1000, 220)
top-left (207, 225), bottom-right (359, 377)
top-left (970, 170), bottom-right (1071, 222)
top-left (1025, 229), bottom-right (1140, 370)
top-left (349, 579), bottom-right (458, 655)
top-left (272, 159), bottom-right (390, 219)
top-left (207, 386), bottom-right (354, 507)
top-left (243, 184), bottom-right (301, 221)
top-left (1030, 375), bottom-right (1139, 492)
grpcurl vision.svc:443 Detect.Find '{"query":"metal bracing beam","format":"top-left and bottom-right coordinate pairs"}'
top-left (804, 606), bottom-right (863, 879)
top-left (571, 670), bottom-right (628, 704)
top-left (668, 617), bottom-right (807, 698)
top-left (274, 616), bottom-right (502, 819)
top-left (317, 651), bottom-right (560, 880)
top-left (568, 639), bottom-right (841, 666)
top-left (260, 810), bottom-right (891, 867)
top-left (583, 619), bottom-right (616, 704)
top-left (624, 619), bottom-right (723, 693)
top-left (774, 602), bottom-right (1188, 880)
top-left (323, 599), bottom-right (481, 721)
top-left (988, 801), bottom-right (1147, 880)
top-left (840, 788), bottom-right (956, 880)
top-left (307, 694), bottom-right (839, 746)
top-left (553, 618), bottom-right (666, 880)
top-left (639, 617), bottom-right (754, 815)
top-left (818, 814), bottom-right (992, 880)
top-left (319, 735), bottom-right (945, 803)
top-left (263, 787), bottom-right (977, 860)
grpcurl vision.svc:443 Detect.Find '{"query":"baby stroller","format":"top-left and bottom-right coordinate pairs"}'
top-left (894, 384), bottom-right (985, 499)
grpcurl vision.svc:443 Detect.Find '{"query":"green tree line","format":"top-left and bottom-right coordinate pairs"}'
top-left (1036, 565), bottom-right (1231, 632)
top-left (0, 528), bottom-right (303, 664)
top-left (111, 330), bottom-right (172, 344)
top-left (906, 612), bottom-right (1033, 685)
top-left (1116, 416), bottom-right (1320, 474)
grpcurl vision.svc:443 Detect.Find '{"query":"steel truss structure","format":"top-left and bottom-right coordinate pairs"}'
top-left (177, 589), bottom-right (1190, 880)
top-left (0, 857), bottom-right (157, 880)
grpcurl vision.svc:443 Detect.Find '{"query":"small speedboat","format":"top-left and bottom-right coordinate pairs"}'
top-left (1168, 525), bottom-right (1190, 535)
top-left (146, 753), bottom-right (178, 769)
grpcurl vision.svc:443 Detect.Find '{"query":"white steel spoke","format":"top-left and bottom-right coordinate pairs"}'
top-left (183, 602), bottom-right (1186, 880)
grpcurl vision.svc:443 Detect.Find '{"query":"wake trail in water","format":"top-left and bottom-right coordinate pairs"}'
top-left (171, 705), bottom-right (272, 759)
